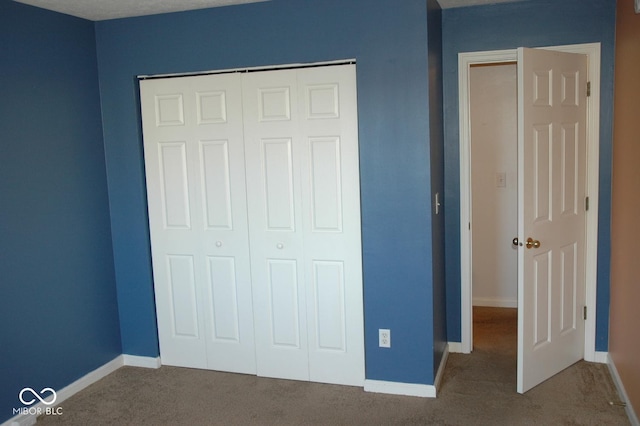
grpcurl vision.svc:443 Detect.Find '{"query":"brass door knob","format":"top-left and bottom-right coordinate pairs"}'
top-left (525, 237), bottom-right (541, 249)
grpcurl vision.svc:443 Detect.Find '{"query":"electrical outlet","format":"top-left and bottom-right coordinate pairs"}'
top-left (379, 329), bottom-right (391, 348)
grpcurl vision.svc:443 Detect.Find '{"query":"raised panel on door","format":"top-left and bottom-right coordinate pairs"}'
top-left (205, 256), bottom-right (240, 342)
top-left (309, 137), bottom-right (343, 232)
top-left (166, 255), bottom-right (199, 339)
top-left (242, 69), bottom-right (310, 381)
top-left (199, 140), bottom-right (233, 230)
top-left (532, 124), bottom-right (552, 224)
top-left (532, 251), bottom-right (551, 349)
top-left (312, 260), bottom-right (347, 352)
top-left (297, 65), bottom-right (364, 386)
top-left (261, 138), bottom-right (296, 231)
top-left (158, 142), bottom-right (192, 229)
top-left (559, 243), bottom-right (578, 335)
top-left (267, 259), bottom-right (302, 348)
top-left (158, 253), bottom-right (206, 367)
top-left (141, 73), bottom-right (256, 374)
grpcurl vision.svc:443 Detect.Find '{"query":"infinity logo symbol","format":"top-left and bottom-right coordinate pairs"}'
top-left (19, 387), bottom-right (57, 406)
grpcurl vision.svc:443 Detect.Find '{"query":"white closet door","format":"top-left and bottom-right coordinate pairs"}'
top-left (242, 69), bottom-right (310, 381)
top-left (141, 74), bottom-right (257, 374)
top-left (297, 65), bottom-right (364, 386)
top-left (243, 65), bottom-right (364, 386)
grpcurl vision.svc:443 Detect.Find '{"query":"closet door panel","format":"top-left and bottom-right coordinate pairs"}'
top-left (297, 65), bottom-right (364, 386)
top-left (243, 70), bottom-right (310, 381)
top-left (141, 78), bottom-right (207, 368)
top-left (141, 74), bottom-right (256, 374)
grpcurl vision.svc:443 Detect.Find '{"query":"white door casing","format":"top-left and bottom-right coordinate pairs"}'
top-left (141, 63), bottom-right (364, 387)
top-left (517, 47), bottom-right (587, 393)
top-left (140, 73), bottom-right (257, 374)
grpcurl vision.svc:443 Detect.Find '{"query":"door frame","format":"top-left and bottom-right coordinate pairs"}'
top-left (457, 43), bottom-right (601, 362)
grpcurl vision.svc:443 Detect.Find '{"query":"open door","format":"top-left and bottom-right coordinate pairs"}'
top-left (517, 47), bottom-right (588, 393)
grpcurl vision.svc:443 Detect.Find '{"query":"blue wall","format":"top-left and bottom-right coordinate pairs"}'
top-left (442, 0), bottom-right (616, 351)
top-left (96, 0), bottom-right (441, 385)
top-left (0, 1), bottom-right (121, 422)
top-left (427, 0), bottom-right (448, 377)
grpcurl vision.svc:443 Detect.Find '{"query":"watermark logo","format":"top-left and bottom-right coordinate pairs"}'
top-left (19, 387), bottom-right (57, 406)
top-left (13, 388), bottom-right (63, 417)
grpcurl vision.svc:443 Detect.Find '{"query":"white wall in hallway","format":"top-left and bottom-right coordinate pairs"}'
top-left (470, 63), bottom-right (518, 308)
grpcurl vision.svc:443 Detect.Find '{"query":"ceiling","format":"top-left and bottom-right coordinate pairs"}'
top-left (13, 0), bottom-right (525, 21)
top-left (13, 0), bottom-right (269, 21)
top-left (437, 0), bottom-right (526, 8)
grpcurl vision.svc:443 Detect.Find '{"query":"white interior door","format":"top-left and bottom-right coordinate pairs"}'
top-left (517, 47), bottom-right (587, 393)
top-left (243, 65), bottom-right (364, 386)
top-left (140, 73), bottom-right (257, 374)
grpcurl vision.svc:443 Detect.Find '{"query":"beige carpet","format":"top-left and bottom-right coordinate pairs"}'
top-left (38, 307), bottom-right (629, 425)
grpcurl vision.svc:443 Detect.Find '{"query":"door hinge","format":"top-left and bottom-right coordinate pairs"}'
top-left (585, 196), bottom-right (590, 211)
top-left (584, 306), bottom-right (588, 320)
top-left (587, 81), bottom-right (591, 97)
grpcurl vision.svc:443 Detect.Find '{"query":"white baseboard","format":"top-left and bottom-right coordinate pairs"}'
top-left (364, 379), bottom-right (436, 398)
top-left (3, 354), bottom-right (161, 426)
top-left (473, 298), bottom-right (517, 308)
top-left (3, 356), bottom-right (124, 426)
top-left (448, 341), bottom-right (467, 354)
top-left (592, 351), bottom-right (609, 364)
top-left (433, 343), bottom-right (450, 394)
top-left (123, 355), bottom-right (161, 369)
top-left (364, 345), bottom-right (449, 398)
top-left (607, 354), bottom-right (639, 426)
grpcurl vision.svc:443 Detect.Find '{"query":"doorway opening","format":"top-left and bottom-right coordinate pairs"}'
top-left (469, 61), bottom-right (518, 357)
top-left (470, 62), bottom-right (517, 312)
